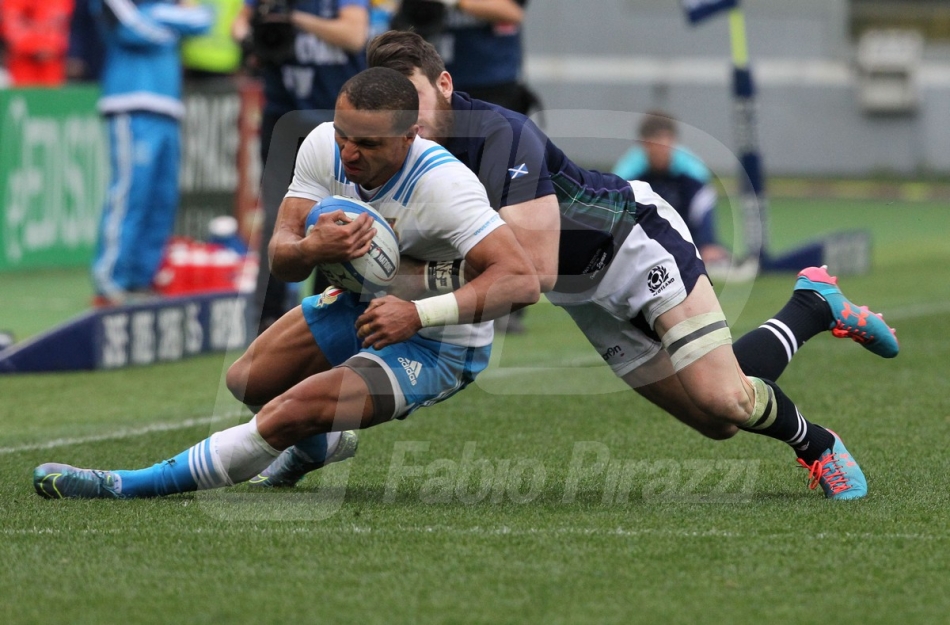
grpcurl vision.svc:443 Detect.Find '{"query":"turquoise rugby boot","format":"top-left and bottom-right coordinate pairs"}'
top-left (797, 431), bottom-right (868, 501)
top-left (249, 430), bottom-right (359, 488)
top-left (34, 463), bottom-right (123, 499)
top-left (795, 265), bottom-right (899, 358)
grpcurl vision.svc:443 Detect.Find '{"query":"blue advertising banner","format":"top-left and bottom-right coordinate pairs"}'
top-left (0, 292), bottom-right (250, 373)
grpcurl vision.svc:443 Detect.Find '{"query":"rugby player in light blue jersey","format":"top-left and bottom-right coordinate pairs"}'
top-left (33, 67), bottom-right (539, 500)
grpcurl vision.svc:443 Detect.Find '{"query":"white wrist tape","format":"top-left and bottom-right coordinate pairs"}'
top-left (414, 293), bottom-right (460, 327)
top-left (425, 259), bottom-right (467, 294)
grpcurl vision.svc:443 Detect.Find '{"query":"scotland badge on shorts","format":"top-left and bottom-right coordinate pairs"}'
top-left (647, 265), bottom-right (676, 295)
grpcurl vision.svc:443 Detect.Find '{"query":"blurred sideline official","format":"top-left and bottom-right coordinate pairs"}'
top-left (182, 0), bottom-right (244, 78)
top-left (90, 0), bottom-right (213, 305)
top-left (613, 110), bottom-right (732, 268)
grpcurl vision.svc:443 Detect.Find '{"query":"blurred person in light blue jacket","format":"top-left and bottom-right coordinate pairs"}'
top-left (90, 0), bottom-right (212, 305)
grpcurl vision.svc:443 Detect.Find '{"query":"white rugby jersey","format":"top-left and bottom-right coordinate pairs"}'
top-left (286, 122), bottom-right (505, 347)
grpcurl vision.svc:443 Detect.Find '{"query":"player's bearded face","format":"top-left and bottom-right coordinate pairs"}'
top-left (334, 95), bottom-right (415, 189)
top-left (408, 70), bottom-right (453, 143)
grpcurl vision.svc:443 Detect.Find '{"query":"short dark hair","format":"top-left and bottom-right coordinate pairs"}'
top-left (638, 110), bottom-right (677, 139)
top-left (338, 67), bottom-right (419, 133)
top-left (367, 30), bottom-right (445, 84)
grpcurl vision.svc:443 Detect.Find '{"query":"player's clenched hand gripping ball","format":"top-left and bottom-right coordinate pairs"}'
top-left (305, 195), bottom-right (400, 295)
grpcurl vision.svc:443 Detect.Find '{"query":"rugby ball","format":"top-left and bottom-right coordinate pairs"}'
top-left (305, 195), bottom-right (400, 295)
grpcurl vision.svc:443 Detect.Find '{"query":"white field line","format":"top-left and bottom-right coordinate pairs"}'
top-left (1, 300), bottom-right (946, 455)
top-left (1, 525), bottom-right (947, 541)
top-left (884, 300), bottom-right (950, 321)
top-left (0, 411), bottom-right (244, 456)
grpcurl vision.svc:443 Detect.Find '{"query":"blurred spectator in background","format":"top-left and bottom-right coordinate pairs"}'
top-left (66, 0), bottom-right (105, 82)
top-left (613, 110), bottom-right (731, 268)
top-left (369, 0), bottom-right (397, 38)
top-left (392, 0), bottom-right (533, 113)
top-left (182, 0), bottom-right (243, 79)
top-left (90, 0), bottom-right (213, 306)
top-left (0, 0), bottom-right (74, 86)
top-left (438, 0), bottom-right (535, 116)
top-left (232, 0), bottom-right (369, 332)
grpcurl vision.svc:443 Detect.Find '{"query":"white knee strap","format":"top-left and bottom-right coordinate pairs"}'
top-left (660, 312), bottom-right (732, 372)
top-left (743, 376), bottom-right (778, 431)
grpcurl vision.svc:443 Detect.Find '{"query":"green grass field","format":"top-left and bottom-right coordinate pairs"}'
top-left (1, 198), bottom-right (949, 624)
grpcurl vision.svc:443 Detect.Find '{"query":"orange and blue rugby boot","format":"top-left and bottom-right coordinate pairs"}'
top-left (797, 431), bottom-right (868, 500)
top-left (795, 265), bottom-right (898, 358)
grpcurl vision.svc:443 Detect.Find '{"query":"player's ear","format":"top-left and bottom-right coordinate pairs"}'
top-left (437, 71), bottom-right (453, 98)
top-left (404, 124), bottom-right (418, 141)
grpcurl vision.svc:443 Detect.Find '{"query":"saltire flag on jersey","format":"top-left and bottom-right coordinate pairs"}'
top-left (681, 0), bottom-right (738, 25)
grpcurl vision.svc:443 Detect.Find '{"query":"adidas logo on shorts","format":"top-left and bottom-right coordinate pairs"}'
top-left (398, 357), bottom-right (422, 386)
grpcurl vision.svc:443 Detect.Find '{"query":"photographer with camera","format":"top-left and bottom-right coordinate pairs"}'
top-left (233, 0), bottom-right (369, 332)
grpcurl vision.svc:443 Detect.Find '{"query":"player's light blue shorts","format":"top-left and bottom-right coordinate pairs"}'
top-left (302, 289), bottom-right (491, 419)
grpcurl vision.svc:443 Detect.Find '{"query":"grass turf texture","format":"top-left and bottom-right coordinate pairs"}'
top-left (1, 198), bottom-right (950, 624)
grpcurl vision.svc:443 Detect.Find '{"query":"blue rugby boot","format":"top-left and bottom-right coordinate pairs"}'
top-left (797, 431), bottom-right (867, 500)
top-left (34, 463), bottom-right (124, 499)
top-left (248, 430), bottom-right (359, 488)
top-left (795, 265), bottom-right (899, 358)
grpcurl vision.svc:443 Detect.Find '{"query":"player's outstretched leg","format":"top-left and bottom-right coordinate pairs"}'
top-left (33, 416), bottom-right (281, 499)
top-left (656, 277), bottom-right (867, 500)
top-left (740, 377), bottom-right (867, 500)
top-left (249, 430), bottom-right (359, 488)
top-left (34, 365), bottom-right (377, 500)
top-left (733, 265), bottom-right (898, 381)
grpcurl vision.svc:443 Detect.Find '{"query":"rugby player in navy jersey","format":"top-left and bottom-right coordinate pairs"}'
top-left (365, 31), bottom-right (901, 500)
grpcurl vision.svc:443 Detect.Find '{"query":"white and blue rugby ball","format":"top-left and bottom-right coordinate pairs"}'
top-left (305, 195), bottom-right (400, 294)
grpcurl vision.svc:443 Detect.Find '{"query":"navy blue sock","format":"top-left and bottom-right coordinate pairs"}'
top-left (295, 433), bottom-right (330, 462)
top-left (741, 378), bottom-right (835, 464)
top-left (734, 291), bottom-right (833, 380)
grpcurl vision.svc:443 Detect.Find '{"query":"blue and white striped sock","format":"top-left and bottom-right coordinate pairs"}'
top-left (114, 417), bottom-right (279, 497)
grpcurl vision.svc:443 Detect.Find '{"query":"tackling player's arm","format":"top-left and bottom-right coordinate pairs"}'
top-left (391, 194), bottom-right (560, 298)
top-left (269, 196), bottom-right (376, 283)
top-left (498, 195), bottom-right (560, 292)
top-left (355, 224), bottom-right (539, 349)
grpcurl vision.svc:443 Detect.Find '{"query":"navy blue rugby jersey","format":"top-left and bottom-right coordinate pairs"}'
top-left (444, 92), bottom-right (639, 293)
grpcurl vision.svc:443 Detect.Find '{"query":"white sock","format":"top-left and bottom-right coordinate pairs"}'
top-left (324, 431), bottom-right (342, 457)
top-left (207, 416), bottom-right (281, 487)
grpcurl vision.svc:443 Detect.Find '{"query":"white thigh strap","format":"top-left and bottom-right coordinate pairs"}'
top-left (660, 312), bottom-right (732, 372)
